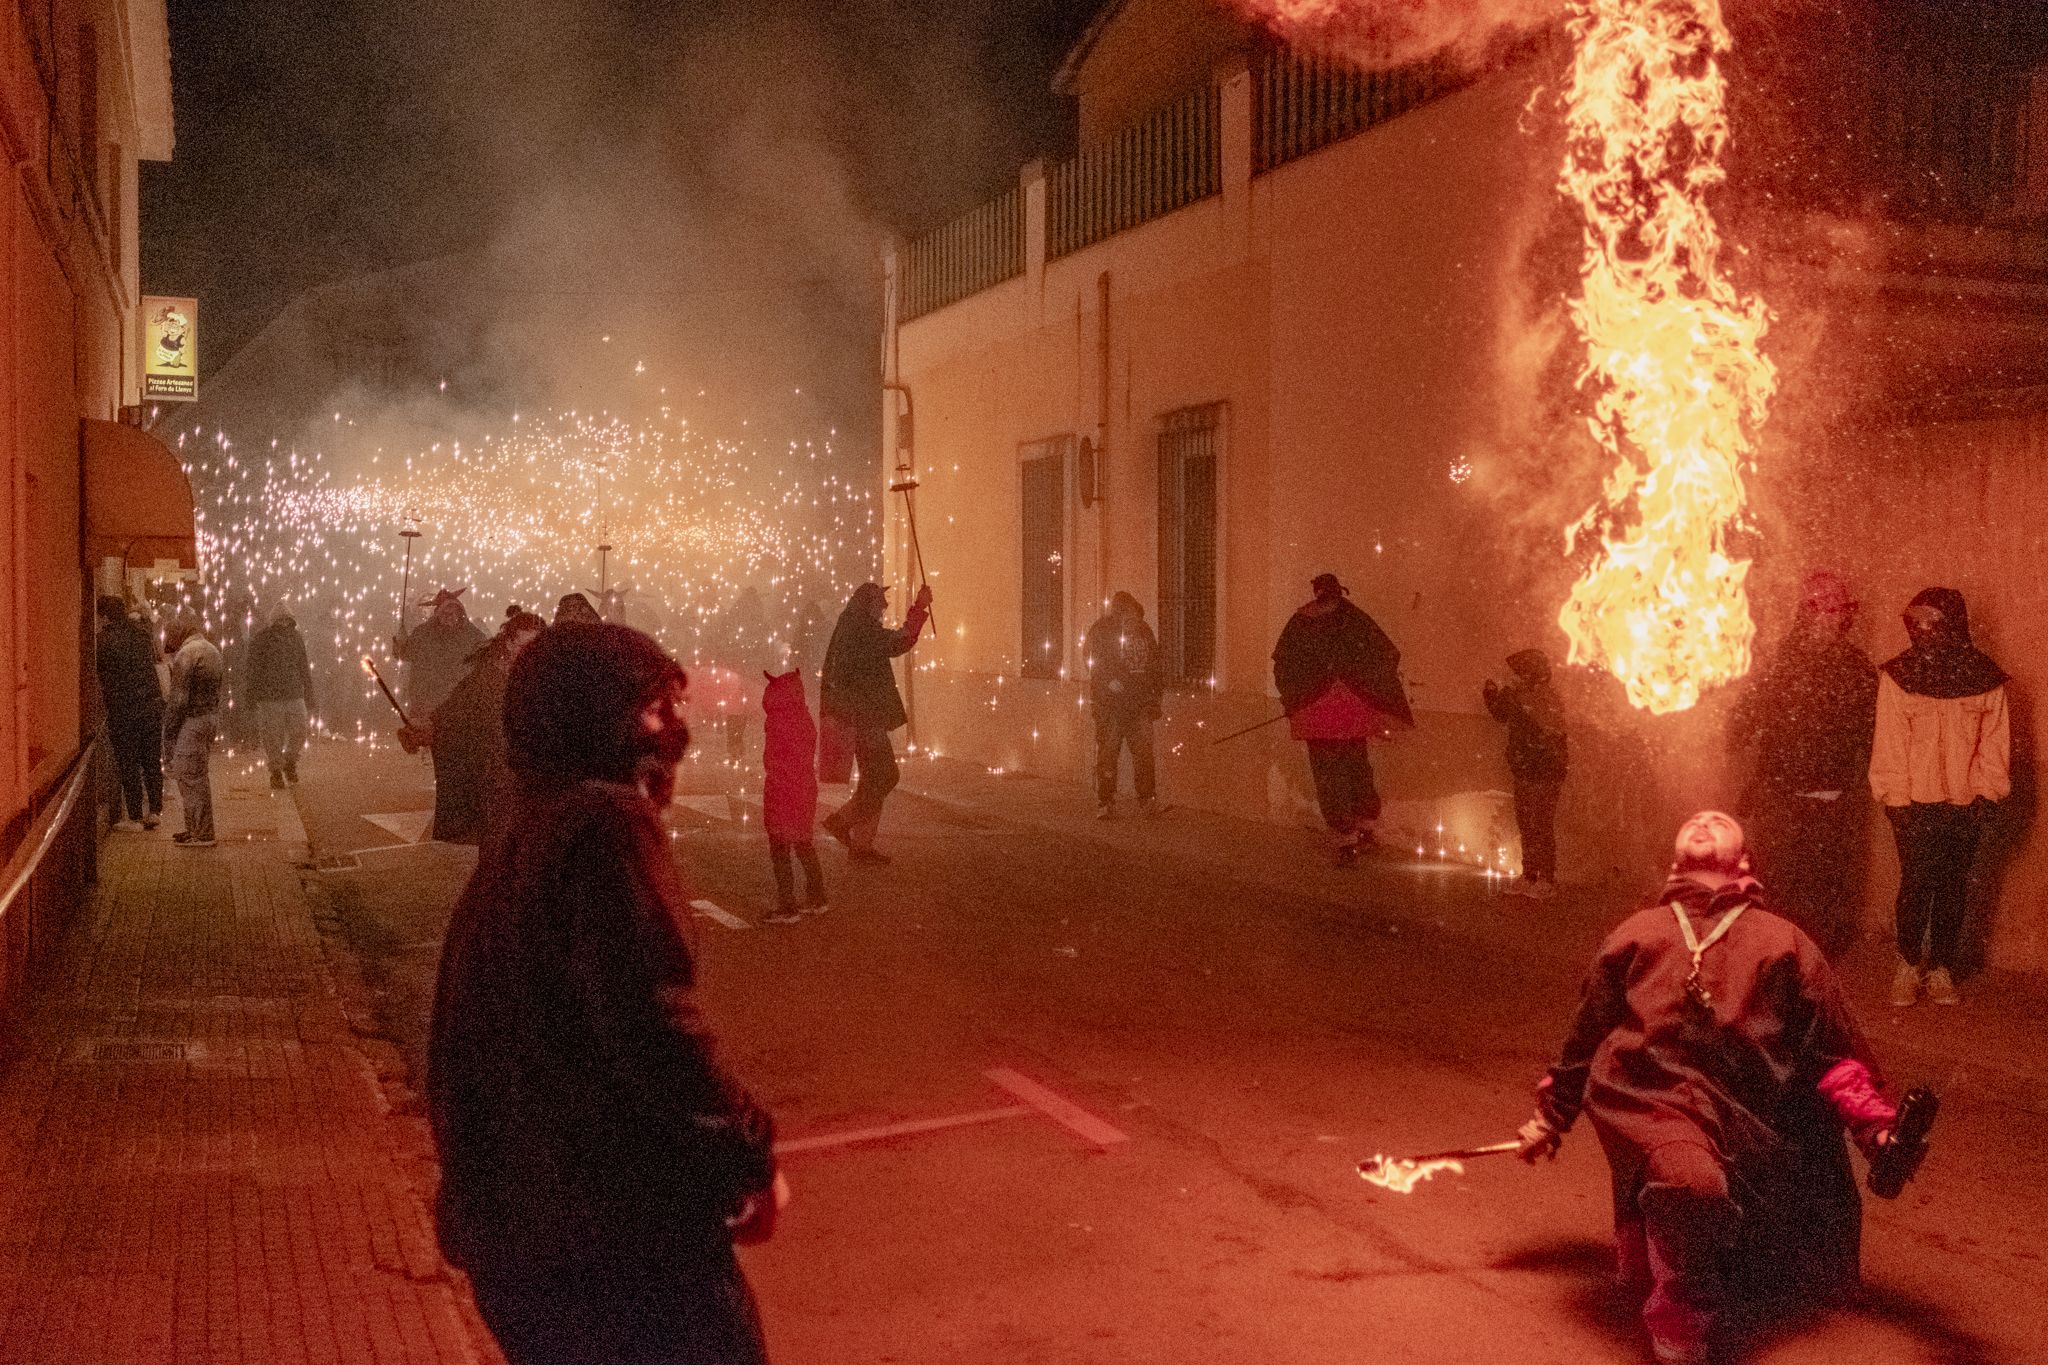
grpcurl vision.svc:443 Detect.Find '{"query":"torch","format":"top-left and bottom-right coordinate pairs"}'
top-left (889, 476), bottom-right (934, 639)
top-left (1209, 711), bottom-right (1290, 747)
top-left (1358, 1139), bottom-right (1524, 1194)
top-left (361, 656), bottom-right (411, 727)
top-left (396, 519), bottom-right (422, 638)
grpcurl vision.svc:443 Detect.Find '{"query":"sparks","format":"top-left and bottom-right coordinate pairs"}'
top-left (1358, 1154), bottom-right (1466, 1194)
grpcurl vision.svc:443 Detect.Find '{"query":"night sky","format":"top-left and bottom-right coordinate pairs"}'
top-left (141, 0), bottom-right (1105, 394)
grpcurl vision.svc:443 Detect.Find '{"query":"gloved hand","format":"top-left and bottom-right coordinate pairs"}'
top-left (1517, 1115), bottom-right (1562, 1163)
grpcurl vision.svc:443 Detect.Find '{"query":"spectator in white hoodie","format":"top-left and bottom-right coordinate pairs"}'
top-left (1869, 588), bottom-right (2009, 1007)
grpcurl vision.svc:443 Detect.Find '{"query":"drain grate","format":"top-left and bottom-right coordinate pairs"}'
top-left (313, 853), bottom-right (362, 872)
top-left (90, 1041), bottom-right (191, 1063)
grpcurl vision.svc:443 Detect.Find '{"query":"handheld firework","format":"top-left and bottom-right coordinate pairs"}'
top-left (361, 656), bottom-right (411, 727)
top-left (889, 476), bottom-right (934, 639)
top-left (396, 520), bottom-right (422, 636)
top-left (1210, 711), bottom-right (1290, 747)
top-left (1358, 1139), bottom-right (1524, 1194)
top-left (1868, 1086), bottom-right (1938, 1199)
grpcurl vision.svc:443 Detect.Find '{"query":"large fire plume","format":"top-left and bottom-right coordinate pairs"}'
top-left (1555, 0), bottom-right (1777, 714)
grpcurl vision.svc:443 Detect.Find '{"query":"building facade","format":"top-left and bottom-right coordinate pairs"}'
top-left (882, 0), bottom-right (2048, 973)
top-left (2, 0), bottom-right (182, 1019)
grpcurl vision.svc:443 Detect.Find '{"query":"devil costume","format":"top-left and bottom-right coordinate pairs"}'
top-left (1272, 576), bottom-right (1412, 843)
top-left (1535, 874), bottom-right (1893, 1364)
top-left (428, 624), bottom-right (777, 1365)
top-left (397, 592), bottom-right (487, 717)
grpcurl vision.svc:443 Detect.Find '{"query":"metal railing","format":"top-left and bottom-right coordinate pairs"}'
top-left (0, 744), bottom-right (98, 1033)
top-left (899, 187), bottom-right (1025, 323)
top-left (1254, 47), bottom-right (1469, 175)
top-left (1048, 84), bottom-right (1222, 260)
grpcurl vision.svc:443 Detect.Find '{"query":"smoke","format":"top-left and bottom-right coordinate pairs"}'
top-left (1237, 0), bottom-right (1568, 68)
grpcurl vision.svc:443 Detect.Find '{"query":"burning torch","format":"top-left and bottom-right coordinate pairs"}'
top-left (1358, 1140), bottom-right (1525, 1194)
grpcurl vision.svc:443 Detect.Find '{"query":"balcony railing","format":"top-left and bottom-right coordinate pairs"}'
top-left (1048, 84), bottom-right (1222, 260)
top-left (900, 187), bottom-right (1025, 323)
top-left (1254, 47), bottom-right (1469, 175)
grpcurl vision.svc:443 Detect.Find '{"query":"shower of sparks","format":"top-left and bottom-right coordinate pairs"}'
top-left (172, 403), bottom-right (877, 736)
top-left (1358, 1154), bottom-right (1467, 1194)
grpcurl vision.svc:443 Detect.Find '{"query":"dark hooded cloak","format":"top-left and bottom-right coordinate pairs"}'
top-left (1882, 587), bottom-right (2006, 700)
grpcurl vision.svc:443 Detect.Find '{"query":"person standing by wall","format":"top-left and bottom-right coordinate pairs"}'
top-left (162, 615), bottom-right (225, 848)
top-left (819, 581), bottom-right (932, 864)
top-left (1726, 571), bottom-right (1878, 955)
top-left (428, 623), bottom-right (783, 1365)
top-left (1272, 573), bottom-right (1413, 866)
top-left (245, 605), bottom-right (317, 789)
top-left (1484, 649), bottom-right (1569, 898)
top-left (761, 670), bottom-right (827, 924)
top-left (1869, 587), bottom-right (2010, 1008)
top-left (96, 596), bottom-right (165, 831)
top-left (1084, 591), bottom-right (1164, 820)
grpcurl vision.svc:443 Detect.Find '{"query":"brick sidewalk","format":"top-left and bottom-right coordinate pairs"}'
top-left (0, 764), bottom-right (494, 1365)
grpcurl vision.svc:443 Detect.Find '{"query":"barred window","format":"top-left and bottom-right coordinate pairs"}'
top-left (1157, 406), bottom-right (1220, 687)
top-left (1019, 439), bottom-right (1069, 680)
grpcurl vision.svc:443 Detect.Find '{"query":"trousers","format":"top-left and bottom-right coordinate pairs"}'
top-left (1305, 739), bottom-right (1379, 833)
top-left (1513, 777), bottom-right (1563, 881)
top-left (1614, 1141), bottom-right (1737, 1365)
top-left (167, 714), bottom-right (218, 840)
top-left (770, 840), bottom-right (825, 909)
top-left (1094, 707), bottom-right (1156, 803)
top-left (109, 716), bottom-right (164, 821)
top-left (1889, 800), bottom-right (1987, 970)
top-left (257, 699), bottom-right (309, 778)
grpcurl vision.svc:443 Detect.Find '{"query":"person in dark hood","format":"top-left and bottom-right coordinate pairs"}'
top-left (1517, 812), bottom-right (1909, 1365)
top-left (555, 592), bottom-right (602, 625)
top-left (1084, 591), bottom-right (1164, 819)
top-left (246, 604), bottom-right (318, 788)
top-left (1272, 573), bottom-right (1412, 865)
top-left (401, 611), bottom-right (545, 845)
top-left (1726, 571), bottom-right (1878, 955)
top-left (1484, 649), bottom-right (1568, 897)
top-left (819, 580), bottom-right (932, 863)
top-left (1869, 587), bottom-right (2010, 1007)
top-left (96, 595), bottom-right (166, 830)
top-left (428, 622), bottom-right (783, 1365)
top-left (394, 587), bottom-right (487, 718)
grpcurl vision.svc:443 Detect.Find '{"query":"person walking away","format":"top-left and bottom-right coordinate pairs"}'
top-left (760, 670), bottom-right (826, 924)
top-left (1869, 587), bottom-right (2009, 1008)
top-left (819, 581), bottom-right (932, 864)
top-left (1084, 592), bottom-right (1163, 819)
top-left (401, 611), bottom-right (546, 845)
top-left (1724, 571), bottom-right (1877, 955)
top-left (96, 596), bottom-right (165, 830)
top-left (1484, 649), bottom-right (1568, 898)
top-left (395, 587), bottom-right (487, 719)
top-left (428, 622), bottom-right (783, 1365)
top-left (246, 604), bottom-right (317, 789)
top-left (1516, 811), bottom-right (1911, 1365)
top-left (162, 615), bottom-right (225, 847)
top-left (1272, 573), bottom-right (1413, 865)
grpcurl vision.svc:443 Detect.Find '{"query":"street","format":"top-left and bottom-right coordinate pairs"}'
top-left (293, 735), bottom-right (2046, 1364)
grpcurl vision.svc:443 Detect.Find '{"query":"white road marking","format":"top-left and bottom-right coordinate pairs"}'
top-left (773, 1105), bottom-right (1033, 1155)
top-left (363, 810), bottom-right (434, 844)
top-left (677, 796), bottom-right (739, 821)
top-left (690, 899), bottom-right (750, 930)
top-left (985, 1067), bottom-right (1131, 1149)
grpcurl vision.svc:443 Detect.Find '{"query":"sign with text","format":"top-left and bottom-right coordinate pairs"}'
top-left (142, 296), bottom-right (198, 400)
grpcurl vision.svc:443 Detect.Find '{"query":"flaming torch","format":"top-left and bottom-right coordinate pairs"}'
top-left (1555, 0), bottom-right (1778, 714)
top-left (1358, 1139), bottom-right (1523, 1194)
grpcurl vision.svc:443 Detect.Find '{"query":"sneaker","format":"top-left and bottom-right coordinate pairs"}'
top-left (1334, 838), bottom-right (1360, 869)
top-left (284, 766), bottom-right (299, 786)
top-left (110, 819), bottom-right (139, 832)
top-left (1890, 960), bottom-right (1922, 1008)
top-left (849, 846), bottom-right (892, 866)
top-left (801, 900), bottom-right (829, 916)
top-left (172, 832), bottom-right (216, 848)
top-left (820, 812), bottom-right (854, 851)
top-left (1136, 797), bottom-right (1160, 818)
top-left (1924, 967), bottom-right (1960, 1006)
top-left (269, 771), bottom-right (286, 791)
top-left (141, 815), bottom-right (160, 831)
top-left (763, 907), bottom-right (804, 926)
top-left (1522, 879), bottom-right (1558, 902)
top-left (1097, 802), bottom-right (1118, 821)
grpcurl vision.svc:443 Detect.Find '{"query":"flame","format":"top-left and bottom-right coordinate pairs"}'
top-left (1358, 1154), bottom-right (1467, 1194)
top-left (1556, 0), bottom-right (1776, 713)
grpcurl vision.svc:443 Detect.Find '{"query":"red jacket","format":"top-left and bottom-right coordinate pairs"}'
top-left (762, 671), bottom-right (820, 842)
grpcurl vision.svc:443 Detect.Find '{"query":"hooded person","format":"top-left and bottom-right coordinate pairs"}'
top-left (1484, 649), bottom-right (1568, 896)
top-left (1869, 587), bottom-right (2010, 1007)
top-left (1517, 812), bottom-right (1909, 1365)
top-left (1272, 573), bottom-right (1413, 864)
top-left (555, 592), bottom-right (602, 626)
top-left (162, 613), bottom-right (225, 846)
top-left (760, 670), bottom-right (826, 924)
top-left (427, 622), bottom-right (782, 1365)
top-left (819, 580), bottom-right (932, 863)
top-left (246, 604), bottom-right (318, 788)
top-left (96, 595), bottom-right (166, 829)
top-left (1083, 591), bottom-right (1164, 819)
top-left (407, 610), bottom-right (546, 845)
top-left (394, 588), bottom-right (487, 718)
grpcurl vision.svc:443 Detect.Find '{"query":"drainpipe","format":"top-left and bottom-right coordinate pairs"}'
top-left (1095, 270), bottom-right (1111, 615)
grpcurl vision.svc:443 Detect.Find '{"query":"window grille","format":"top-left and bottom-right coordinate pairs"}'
top-left (1156, 407), bottom-right (1220, 688)
top-left (1019, 440), bottom-right (1069, 679)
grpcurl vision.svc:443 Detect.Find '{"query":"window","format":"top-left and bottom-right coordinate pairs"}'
top-left (1019, 438), bottom-right (1068, 679)
top-left (1157, 406), bottom-right (1220, 687)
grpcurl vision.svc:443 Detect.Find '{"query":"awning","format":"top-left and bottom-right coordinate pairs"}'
top-left (82, 418), bottom-right (197, 570)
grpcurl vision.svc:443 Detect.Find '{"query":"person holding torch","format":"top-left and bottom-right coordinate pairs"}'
top-left (1516, 811), bottom-right (1922, 1365)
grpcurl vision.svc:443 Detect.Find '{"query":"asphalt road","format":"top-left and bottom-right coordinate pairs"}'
top-left (286, 735), bottom-right (2045, 1365)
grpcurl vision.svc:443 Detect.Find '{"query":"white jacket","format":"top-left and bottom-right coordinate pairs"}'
top-left (1868, 674), bottom-right (2010, 808)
